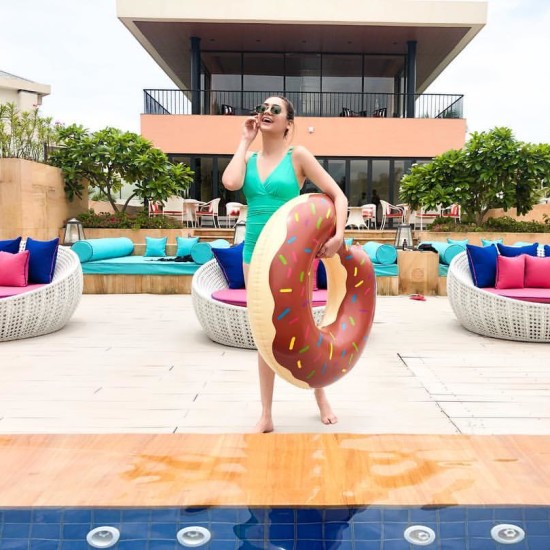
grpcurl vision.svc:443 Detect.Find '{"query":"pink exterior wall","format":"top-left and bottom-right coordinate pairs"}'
top-left (141, 115), bottom-right (467, 158)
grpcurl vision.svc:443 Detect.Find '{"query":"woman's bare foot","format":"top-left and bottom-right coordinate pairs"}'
top-left (315, 390), bottom-right (338, 425)
top-left (253, 416), bottom-right (274, 433)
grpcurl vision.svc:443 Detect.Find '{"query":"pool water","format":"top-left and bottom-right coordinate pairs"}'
top-left (1, 505), bottom-right (549, 549)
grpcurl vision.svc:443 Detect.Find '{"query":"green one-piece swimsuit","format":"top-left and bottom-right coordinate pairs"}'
top-left (242, 148), bottom-right (301, 264)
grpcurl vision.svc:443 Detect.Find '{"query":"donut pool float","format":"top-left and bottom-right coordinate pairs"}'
top-left (248, 193), bottom-right (376, 389)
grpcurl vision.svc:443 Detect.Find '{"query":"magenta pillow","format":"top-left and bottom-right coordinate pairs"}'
top-left (495, 254), bottom-right (525, 289)
top-left (0, 250), bottom-right (30, 287)
top-left (524, 255), bottom-right (550, 288)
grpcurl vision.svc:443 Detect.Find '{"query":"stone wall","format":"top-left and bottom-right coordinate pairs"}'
top-left (0, 158), bottom-right (88, 241)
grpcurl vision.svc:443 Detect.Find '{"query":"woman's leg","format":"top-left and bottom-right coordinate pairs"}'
top-left (244, 262), bottom-right (276, 433)
top-left (314, 388), bottom-right (338, 425)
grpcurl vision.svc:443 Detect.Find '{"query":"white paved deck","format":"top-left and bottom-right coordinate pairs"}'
top-left (0, 294), bottom-right (548, 434)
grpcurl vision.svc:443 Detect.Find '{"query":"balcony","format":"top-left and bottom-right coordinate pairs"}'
top-left (144, 90), bottom-right (463, 119)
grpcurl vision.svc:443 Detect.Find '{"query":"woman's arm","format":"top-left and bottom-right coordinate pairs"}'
top-left (221, 117), bottom-right (258, 191)
top-left (293, 145), bottom-right (348, 258)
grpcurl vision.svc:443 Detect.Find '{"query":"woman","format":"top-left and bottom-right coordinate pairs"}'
top-left (222, 96), bottom-right (348, 433)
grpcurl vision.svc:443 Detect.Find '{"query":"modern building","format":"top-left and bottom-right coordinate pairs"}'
top-left (116, 0), bottom-right (487, 210)
top-left (0, 70), bottom-right (51, 112)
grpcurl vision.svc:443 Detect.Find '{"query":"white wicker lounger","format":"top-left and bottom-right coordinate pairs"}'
top-left (447, 251), bottom-right (550, 342)
top-left (0, 246), bottom-right (83, 342)
top-left (192, 259), bottom-right (326, 349)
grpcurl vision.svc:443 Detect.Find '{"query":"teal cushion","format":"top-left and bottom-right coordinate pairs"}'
top-left (25, 237), bottom-right (59, 284)
top-left (191, 239), bottom-right (230, 265)
top-left (447, 238), bottom-right (468, 247)
top-left (72, 237), bottom-right (134, 263)
top-left (419, 241), bottom-right (463, 265)
top-left (144, 236), bottom-right (167, 257)
top-left (481, 238), bottom-right (503, 247)
top-left (345, 238), bottom-right (353, 246)
top-left (176, 236), bottom-right (199, 257)
top-left (362, 242), bottom-right (397, 265)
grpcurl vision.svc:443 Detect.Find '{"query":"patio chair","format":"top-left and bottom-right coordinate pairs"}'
top-left (182, 199), bottom-right (202, 228)
top-left (361, 203), bottom-right (377, 229)
top-left (379, 200), bottom-right (404, 230)
top-left (225, 201), bottom-right (243, 228)
top-left (148, 201), bottom-right (162, 217)
top-left (345, 206), bottom-right (368, 229)
top-left (447, 251), bottom-right (550, 342)
top-left (0, 246), bottom-right (83, 342)
top-left (191, 259), bottom-right (326, 349)
top-left (195, 198), bottom-right (221, 228)
top-left (162, 196), bottom-right (184, 223)
top-left (440, 204), bottom-right (461, 222)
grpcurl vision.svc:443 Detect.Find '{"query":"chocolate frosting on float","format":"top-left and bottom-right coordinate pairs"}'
top-left (268, 194), bottom-right (376, 388)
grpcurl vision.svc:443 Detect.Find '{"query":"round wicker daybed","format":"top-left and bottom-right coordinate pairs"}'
top-left (0, 246), bottom-right (83, 342)
top-left (447, 251), bottom-right (550, 342)
top-left (191, 259), bottom-right (326, 349)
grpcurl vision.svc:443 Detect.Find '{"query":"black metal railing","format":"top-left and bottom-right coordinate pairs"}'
top-left (143, 89), bottom-right (463, 119)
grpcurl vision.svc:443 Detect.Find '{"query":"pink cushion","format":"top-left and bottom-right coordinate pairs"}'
top-left (524, 255), bottom-right (550, 288)
top-left (0, 250), bottom-right (30, 286)
top-left (212, 288), bottom-right (328, 307)
top-left (484, 287), bottom-right (550, 303)
top-left (495, 254), bottom-right (525, 289)
top-left (0, 283), bottom-right (46, 298)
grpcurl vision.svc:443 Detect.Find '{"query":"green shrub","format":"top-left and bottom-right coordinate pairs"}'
top-left (429, 215), bottom-right (550, 233)
top-left (76, 209), bottom-right (183, 230)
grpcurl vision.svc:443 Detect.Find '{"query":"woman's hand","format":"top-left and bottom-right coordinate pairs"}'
top-left (242, 116), bottom-right (259, 143)
top-left (317, 235), bottom-right (344, 258)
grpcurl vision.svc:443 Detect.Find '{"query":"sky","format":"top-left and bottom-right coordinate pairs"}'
top-left (1, 0), bottom-right (548, 144)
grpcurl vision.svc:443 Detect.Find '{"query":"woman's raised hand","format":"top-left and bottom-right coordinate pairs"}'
top-left (242, 116), bottom-right (259, 143)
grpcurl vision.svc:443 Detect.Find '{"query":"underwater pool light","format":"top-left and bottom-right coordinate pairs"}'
top-left (491, 524), bottom-right (526, 544)
top-left (86, 526), bottom-right (120, 548)
top-left (177, 526), bottom-right (212, 547)
top-left (404, 525), bottom-right (436, 546)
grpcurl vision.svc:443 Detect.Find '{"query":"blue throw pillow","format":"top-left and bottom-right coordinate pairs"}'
top-left (24, 237), bottom-right (60, 284)
top-left (0, 236), bottom-right (22, 254)
top-left (466, 243), bottom-right (498, 288)
top-left (481, 238), bottom-right (503, 247)
top-left (176, 236), bottom-right (199, 257)
top-left (545, 245), bottom-right (550, 257)
top-left (212, 242), bottom-right (245, 289)
top-left (317, 261), bottom-right (327, 289)
top-left (497, 242), bottom-right (538, 257)
top-left (144, 236), bottom-right (167, 257)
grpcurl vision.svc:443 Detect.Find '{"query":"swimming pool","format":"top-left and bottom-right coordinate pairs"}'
top-left (1, 505), bottom-right (549, 549)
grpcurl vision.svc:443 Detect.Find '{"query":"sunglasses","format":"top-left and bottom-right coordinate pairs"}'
top-left (254, 104), bottom-right (282, 115)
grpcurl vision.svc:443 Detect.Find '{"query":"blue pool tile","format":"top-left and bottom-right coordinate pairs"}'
top-left (353, 522), bottom-right (382, 541)
top-left (152, 508), bottom-right (179, 522)
top-left (149, 522), bottom-right (177, 539)
top-left (211, 521), bottom-right (240, 539)
top-left (62, 522), bottom-right (93, 539)
top-left (524, 507), bottom-right (550, 520)
top-left (324, 507), bottom-right (356, 522)
top-left (268, 508), bottom-right (295, 523)
top-left (31, 522), bottom-right (61, 539)
top-left (528, 536), bottom-right (550, 550)
top-left (117, 541), bottom-right (148, 550)
top-left (62, 509), bottom-right (92, 524)
top-left (468, 520), bottom-right (494, 537)
top-left (295, 541), bottom-right (326, 550)
top-left (242, 508), bottom-right (266, 523)
top-left (269, 540), bottom-right (294, 550)
top-left (493, 507), bottom-right (524, 521)
top-left (382, 508), bottom-right (408, 523)
top-left (92, 509), bottom-right (122, 523)
top-left (60, 542), bottom-right (89, 550)
top-left (380, 539), bottom-right (412, 550)
top-left (439, 521), bottom-right (466, 539)
top-left (382, 521), bottom-right (409, 540)
top-left (2, 522), bottom-right (31, 538)
top-left (467, 507), bottom-right (494, 521)
top-left (143, 541), bottom-right (177, 550)
top-left (120, 508), bottom-right (151, 523)
top-left (296, 508), bottom-right (323, 523)
top-left (30, 540), bottom-right (61, 550)
top-left (325, 541), bottom-right (353, 550)
top-left (119, 521), bottom-right (150, 538)
top-left (353, 507), bottom-right (382, 522)
top-left (410, 507), bottom-right (438, 523)
top-left (324, 521), bottom-right (351, 540)
top-left (268, 523), bottom-right (294, 540)
top-left (525, 520), bottom-right (550, 536)
top-left (210, 541), bottom-right (239, 550)
top-left (469, 539), bottom-right (497, 550)
top-left (233, 522), bottom-right (264, 540)
top-left (210, 507), bottom-right (239, 523)
top-left (3, 509), bottom-right (32, 523)
top-left (2, 540), bottom-right (34, 550)
top-left (181, 507), bottom-right (211, 522)
top-left (297, 522), bottom-right (323, 539)
top-left (438, 506), bottom-right (467, 522)
top-left (32, 509), bottom-right (63, 524)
